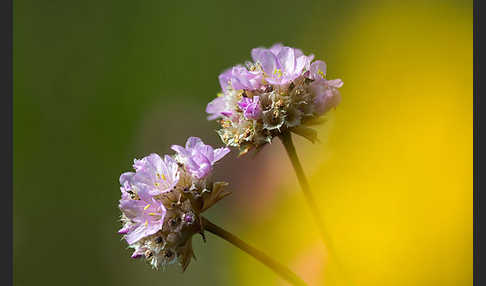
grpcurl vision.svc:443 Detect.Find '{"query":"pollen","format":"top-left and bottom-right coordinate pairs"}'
top-left (156, 173), bottom-right (166, 181)
top-left (144, 204), bottom-right (151, 210)
top-left (273, 68), bottom-right (283, 78)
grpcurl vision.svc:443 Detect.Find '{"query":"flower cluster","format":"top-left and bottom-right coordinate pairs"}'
top-left (118, 137), bottom-right (230, 270)
top-left (206, 43), bottom-right (343, 155)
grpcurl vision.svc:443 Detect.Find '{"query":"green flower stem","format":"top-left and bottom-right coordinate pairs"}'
top-left (202, 216), bottom-right (308, 286)
top-left (280, 131), bottom-right (349, 285)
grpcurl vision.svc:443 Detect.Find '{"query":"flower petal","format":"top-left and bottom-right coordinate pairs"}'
top-left (327, 79), bottom-right (344, 88)
top-left (218, 68), bottom-right (232, 91)
top-left (186, 137), bottom-right (203, 149)
top-left (269, 43), bottom-right (284, 55)
top-left (253, 49), bottom-right (278, 75)
top-left (277, 47), bottom-right (296, 75)
top-left (213, 147), bottom-right (230, 162)
top-left (119, 172), bottom-right (135, 186)
top-left (206, 96), bottom-right (227, 120)
top-left (309, 60), bottom-right (327, 80)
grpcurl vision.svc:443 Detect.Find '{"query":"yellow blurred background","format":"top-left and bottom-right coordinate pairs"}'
top-left (234, 2), bottom-right (472, 286)
top-left (14, 0), bottom-right (471, 285)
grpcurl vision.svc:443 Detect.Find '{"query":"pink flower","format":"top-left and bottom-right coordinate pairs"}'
top-left (218, 68), bottom-right (233, 91)
top-left (238, 96), bottom-right (262, 119)
top-left (118, 137), bottom-right (233, 269)
top-left (119, 184), bottom-right (166, 244)
top-left (206, 96), bottom-right (232, 120)
top-left (128, 154), bottom-right (180, 196)
top-left (311, 79), bottom-right (343, 115)
top-left (171, 137), bottom-right (230, 179)
top-left (230, 65), bottom-right (263, 91)
top-left (251, 44), bottom-right (314, 85)
top-left (308, 60), bottom-right (327, 80)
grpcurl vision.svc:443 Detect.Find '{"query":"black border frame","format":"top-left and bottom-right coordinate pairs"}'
top-left (474, 0), bottom-right (484, 284)
top-left (474, 0), bottom-right (481, 284)
top-left (0, 0), bottom-right (13, 285)
top-left (2, 0), bottom-right (12, 284)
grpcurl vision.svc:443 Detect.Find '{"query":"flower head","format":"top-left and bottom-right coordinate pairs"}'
top-left (206, 44), bottom-right (343, 154)
top-left (118, 137), bottom-right (231, 270)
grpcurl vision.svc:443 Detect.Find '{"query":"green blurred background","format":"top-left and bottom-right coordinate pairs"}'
top-left (14, 0), bottom-right (472, 285)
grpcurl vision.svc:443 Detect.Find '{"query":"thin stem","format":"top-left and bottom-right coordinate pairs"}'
top-left (280, 131), bottom-right (349, 284)
top-left (201, 216), bottom-right (308, 286)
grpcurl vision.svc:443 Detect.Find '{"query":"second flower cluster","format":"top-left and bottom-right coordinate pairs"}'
top-left (206, 43), bottom-right (343, 155)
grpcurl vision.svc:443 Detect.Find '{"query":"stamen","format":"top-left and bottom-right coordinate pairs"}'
top-left (144, 204), bottom-right (151, 210)
top-left (273, 68), bottom-right (283, 78)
